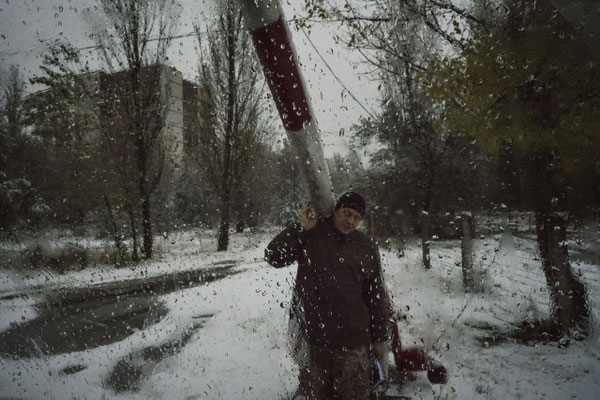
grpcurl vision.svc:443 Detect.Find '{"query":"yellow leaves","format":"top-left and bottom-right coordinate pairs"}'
top-left (430, 15), bottom-right (600, 174)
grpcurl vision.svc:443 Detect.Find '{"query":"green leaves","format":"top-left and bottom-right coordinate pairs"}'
top-left (24, 42), bottom-right (96, 144)
top-left (430, 5), bottom-right (600, 179)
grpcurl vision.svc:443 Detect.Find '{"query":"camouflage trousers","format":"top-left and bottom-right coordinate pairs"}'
top-left (299, 344), bottom-right (371, 400)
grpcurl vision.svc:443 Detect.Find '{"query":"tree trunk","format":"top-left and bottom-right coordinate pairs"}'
top-left (218, 193), bottom-right (231, 251)
top-left (421, 211), bottom-right (431, 269)
top-left (461, 212), bottom-right (475, 291)
top-left (141, 192), bottom-right (153, 259)
top-left (421, 183), bottom-right (434, 269)
top-left (394, 210), bottom-right (409, 258)
top-left (130, 58), bottom-right (153, 260)
top-left (397, 237), bottom-right (406, 258)
top-left (103, 194), bottom-right (124, 265)
top-left (536, 212), bottom-right (589, 334)
top-left (236, 218), bottom-right (244, 233)
top-left (128, 206), bottom-right (140, 262)
top-left (218, 2), bottom-right (236, 252)
top-left (366, 212), bottom-right (375, 238)
top-left (138, 145), bottom-right (153, 260)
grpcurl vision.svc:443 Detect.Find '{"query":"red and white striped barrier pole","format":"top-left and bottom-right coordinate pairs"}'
top-left (237, 0), bottom-right (335, 217)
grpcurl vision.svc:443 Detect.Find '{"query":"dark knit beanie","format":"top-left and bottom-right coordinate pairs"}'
top-left (335, 192), bottom-right (366, 216)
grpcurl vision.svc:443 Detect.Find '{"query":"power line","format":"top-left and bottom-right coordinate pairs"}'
top-left (0, 17), bottom-right (332, 57)
top-left (0, 30), bottom-right (207, 58)
top-left (299, 27), bottom-right (380, 125)
top-left (2, 16), bottom-right (382, 128)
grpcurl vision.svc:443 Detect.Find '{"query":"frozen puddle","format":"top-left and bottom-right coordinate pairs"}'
top-left (0, 264), bottom-right (238, 357)
top-left (0, 293), bottom-right (169, 357)
top-left (106, 314), bottom-right (213, 393)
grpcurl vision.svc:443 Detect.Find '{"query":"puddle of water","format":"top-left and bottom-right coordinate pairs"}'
top-left (106, 316), bottom-right (211, 393)
top-left (0, 265), bottom-right (239, 358)
top-left (0, 295), bottom-right (168, 357)
top-left (62, 364), bottom-right (87, 375)
top-left (212, 259), bottom-right (238, 266)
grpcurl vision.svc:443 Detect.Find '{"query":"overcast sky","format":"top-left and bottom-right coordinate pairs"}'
top-left (0, 0), bottom-right (381, 156)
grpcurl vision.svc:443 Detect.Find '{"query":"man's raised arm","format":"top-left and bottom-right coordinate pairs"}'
top-left (264, 223), bottom-right (305, 268)
top-left (265, 203), bottom-right (316, 268)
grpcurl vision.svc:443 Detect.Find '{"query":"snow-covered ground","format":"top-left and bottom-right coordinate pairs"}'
top-left (0, 226), bottom-right (599, 399)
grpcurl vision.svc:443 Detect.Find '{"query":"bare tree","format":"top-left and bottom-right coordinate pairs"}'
top-left (23, 44), bottom-right (109, 227)
top-left (424, 0), bottom-right (595, 333)
top-left (350, 2), bottom-right (479, 268)
top-left (193, 0), bottom-right (271, 251)
top-left (0, 65), bottom-right (26, 176)
top-left (296, 0), bottom-right (490, 52)
top-left (88, 0), bottom-right (180, 259)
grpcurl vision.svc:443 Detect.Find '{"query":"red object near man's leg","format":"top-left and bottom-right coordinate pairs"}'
top-left (389, 318), bottom-right (448, 384)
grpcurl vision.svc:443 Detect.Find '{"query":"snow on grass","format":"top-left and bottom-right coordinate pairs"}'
top-left (391, 232), bottom-right (600, 400)
top-left (0, 295), bottom-right (38, 333)
top-left (137, 264), bottom-right (298, 399)
top-left (0, 229), bottom-right (271, 299)
top-left (1, 228), bottom-right (599, 399)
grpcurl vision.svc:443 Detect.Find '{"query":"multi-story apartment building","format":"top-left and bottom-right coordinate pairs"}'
top-left (91, 64), bottom-right (203, 176)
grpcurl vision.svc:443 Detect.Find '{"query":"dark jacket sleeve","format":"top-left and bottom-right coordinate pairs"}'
top-left (265, 223), bottom-right (307, 268)
top-left (363, 245), bottom-right (390, 343)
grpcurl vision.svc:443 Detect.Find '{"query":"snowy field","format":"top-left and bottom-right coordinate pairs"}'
top-left (0, 226), bottom-right (599, 399)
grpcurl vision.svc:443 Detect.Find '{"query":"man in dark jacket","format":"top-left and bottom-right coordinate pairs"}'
top-left (265, 192), bottom-right (389, 399)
